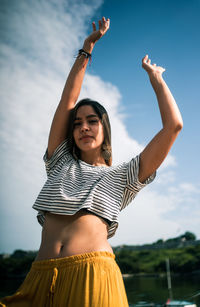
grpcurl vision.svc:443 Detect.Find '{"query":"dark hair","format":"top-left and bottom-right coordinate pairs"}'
top-left (67, 98), bottom-right (112, 166)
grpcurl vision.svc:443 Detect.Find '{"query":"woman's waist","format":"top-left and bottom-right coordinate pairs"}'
top-left (41, 223), bottom-right (109, 246)
top-left (43, 211), bottom-right (109, 234)
top-left (36, 235), bottom-right (113, 261)
top-left (36, 235), bottom-right (113, 260)
top-left (35, 212), bottom-right (113, 260)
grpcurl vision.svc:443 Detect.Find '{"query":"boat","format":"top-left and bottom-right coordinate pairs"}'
top-left (129, 258), bottom-right (198, 307)
top-left (130, 302), bottom-right (156, 307)
top-left (130, 300), bottom-right (197, 307)
top-left (165, 299), bottom-right (197, 307)
top-left (164, 259), bottom-right (197, 307)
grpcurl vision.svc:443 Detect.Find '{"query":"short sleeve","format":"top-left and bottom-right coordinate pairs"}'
top-left (121, 154), bottom-right (156, 210)
top-left (43, 139), bottom-right (71, 177)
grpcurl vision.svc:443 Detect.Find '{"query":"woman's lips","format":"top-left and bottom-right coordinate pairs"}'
top-left (80, 135), bottom-right (94, 140)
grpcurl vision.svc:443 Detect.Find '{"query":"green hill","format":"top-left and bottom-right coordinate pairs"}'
top-left (0, 232), bottom-right (199, 278)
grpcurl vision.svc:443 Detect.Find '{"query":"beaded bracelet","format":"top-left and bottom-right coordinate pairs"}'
top-left (76, 49), bottom-right (92, 65)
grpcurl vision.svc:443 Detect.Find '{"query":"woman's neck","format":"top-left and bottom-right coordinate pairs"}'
top-left (80, 150), bottom-right (106, 166)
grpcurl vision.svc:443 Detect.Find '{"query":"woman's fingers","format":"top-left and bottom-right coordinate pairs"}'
top-left (92, 22), bottom-right (96, 32)
top-left (86, 17), bottom-right (110, 44)
top-left (92, 18), bottom-right (106, 33)
top-left (142, 54), bottom-right (148, 64)
top-left (161, 67), bottom-right (166, 72)
top-left (106, 18), bottom-right (110, 28)
top-left (143, 55), bottom-right (151, 65)
top-left (142, 55), bottom-right (153, 67)
top-left (98, 19), bottom-right (102, 29)
top-left (142, 55), bottom-right (165, 74)
top-left (99, 17), bottom-right (110, 30)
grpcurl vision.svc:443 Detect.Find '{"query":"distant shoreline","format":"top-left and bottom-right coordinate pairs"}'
top-left (122, 270), bottom-right (200, 278)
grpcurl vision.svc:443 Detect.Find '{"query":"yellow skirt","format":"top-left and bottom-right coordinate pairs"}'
top-left (0, 251), bottom-right (129, 307)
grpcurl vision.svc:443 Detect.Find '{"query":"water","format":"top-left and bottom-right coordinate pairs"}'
top-left (1, 274), bottom-right (199, 306)
top-left (124, 274), bottom-right (200, 306)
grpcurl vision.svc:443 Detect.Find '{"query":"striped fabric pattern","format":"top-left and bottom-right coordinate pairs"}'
top-left (32, 139), bottom-right (156, 238)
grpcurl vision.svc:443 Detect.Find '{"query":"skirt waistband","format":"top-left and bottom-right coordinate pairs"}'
top-left (32, 251), bottom-right (115, 269)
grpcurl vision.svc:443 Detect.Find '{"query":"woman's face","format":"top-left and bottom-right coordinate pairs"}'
top-left (73, 105), bottom-right (104, 154)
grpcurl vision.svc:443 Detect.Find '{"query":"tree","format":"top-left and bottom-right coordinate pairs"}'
top-left (11, 250), bottom-right (27, 259)
top-left (181, 231), bottom-right (196, 241)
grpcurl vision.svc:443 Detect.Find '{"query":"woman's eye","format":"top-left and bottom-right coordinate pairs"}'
top-left (73, 119), bottom-right (98, 128)
top-left (74, 122), bottom-right (81, 127)
top-left (89, 120), bottom-right (98, 124)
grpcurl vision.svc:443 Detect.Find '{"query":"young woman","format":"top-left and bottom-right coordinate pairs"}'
top-left (0, 17), bottom-right (183, 307)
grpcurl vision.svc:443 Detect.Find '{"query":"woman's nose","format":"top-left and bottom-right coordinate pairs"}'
top-left (80, 122), bottom-right (89, 131)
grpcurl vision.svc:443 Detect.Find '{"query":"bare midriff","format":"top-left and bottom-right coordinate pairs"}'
top-left (35, 210), bottom-right (113, 261)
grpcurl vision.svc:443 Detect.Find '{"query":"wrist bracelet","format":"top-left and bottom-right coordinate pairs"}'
top-left (76, 49), bottom-right (92, 65)
top-left (78, 49), bottom-right (92, 58)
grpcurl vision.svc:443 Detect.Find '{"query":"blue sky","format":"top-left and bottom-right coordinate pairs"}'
top-left (0, 0), bottom-right (200, 253)
top-left (93, 0), bottom-right (200, 182)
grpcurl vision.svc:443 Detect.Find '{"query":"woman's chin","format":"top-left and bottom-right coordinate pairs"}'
top-left (78, 144), bottom-right (101, 153)
top-left (80, 146), bottom-right (95, 152)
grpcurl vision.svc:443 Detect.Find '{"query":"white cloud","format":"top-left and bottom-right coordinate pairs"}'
top-left (154, 170), bottom-right (176, 185)
top-left (82, 74), bottom-right (144, 163)
top-left (110, 179), bottom-right (200, 246)
top-left (179, 182), bottom-right (200, 194)
top-left (0, 0), bottom-right (105, 253)
top-left (0, 0), bottom-right (199, 253)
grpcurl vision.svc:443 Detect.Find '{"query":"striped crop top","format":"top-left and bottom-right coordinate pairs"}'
top-left (33, 139), bottom-right (156, 239)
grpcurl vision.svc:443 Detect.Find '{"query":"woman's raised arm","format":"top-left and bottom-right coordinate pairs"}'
top-left (47, 17), bottom-right (110, 158)
top-left (138, 55), bottom-right (183, 183)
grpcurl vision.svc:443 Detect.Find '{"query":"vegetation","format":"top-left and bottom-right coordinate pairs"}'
top-left (0, 232), bottom-right (199, 278)
top-left (0, 250), bottom-right (37, 279)
top-left (114, 231), bottom-right (200, 274)
top-left (114, 244), bottom-right (200, 274)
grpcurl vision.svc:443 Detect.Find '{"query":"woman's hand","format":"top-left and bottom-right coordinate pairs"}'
top-left (142, 55), bottom-right (165, 78)
top-left (138, 54), bottom-right (183, 184)
top-left (84, 17), bottom-right (110, 48)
